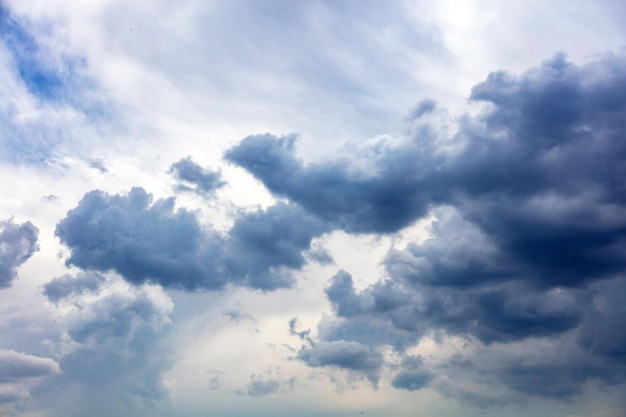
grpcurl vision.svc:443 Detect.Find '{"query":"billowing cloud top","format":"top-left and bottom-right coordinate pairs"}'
top-left (55, 187), bottom-right (328, 291)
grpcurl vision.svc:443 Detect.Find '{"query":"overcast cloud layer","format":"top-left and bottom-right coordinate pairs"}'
top-left (1, 1), bottom-right (626, 417)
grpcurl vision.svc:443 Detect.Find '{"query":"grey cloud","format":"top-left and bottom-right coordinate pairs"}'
top-left (225, 202), bottom-right (329, 289)
top-left (0, 349), bottom-right (60, 383)
top-left (304, 244), bottom-right (334, 265)
top-left (56, 187), bottom-right (328, 291)
top-left (297, 340), bottom-right (383, 383)
top-left (243, 368), bottom-right (296, 397)
top-left (578, 277), bottom-right (626, 361)
top-left (88, 159), bottom-right (107, 173)
top-left (227, 52), bottom-right (626, 287)
top-left (273, 52), bottom-right (626, 405)
top-left (288, 318), bottom-right (314, 346)
top-left (225, 133), bottom-right (442, 233)
top-left (168, 157), bottom-right (225, 197)
top-left (43, 272), bottom-right (104, 303)
top-left (391, 355), bottom-right (432, 391)
top-left (36, 277), bottom-right (174, 415)
top-left (408, 98), bottom-right (437, 119)
top-left (0, 218), bottom-right (39, 288)
top-left (0, 349), bottom-right (59, 412)
top-left (223, 310), bottom-right (257, 324)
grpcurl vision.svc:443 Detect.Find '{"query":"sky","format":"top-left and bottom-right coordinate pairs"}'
top-left (1, 1), bottom-right (626, 416)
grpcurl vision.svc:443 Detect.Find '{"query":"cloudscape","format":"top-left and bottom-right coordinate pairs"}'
top-left (1, 1), bottom-right (625, 417)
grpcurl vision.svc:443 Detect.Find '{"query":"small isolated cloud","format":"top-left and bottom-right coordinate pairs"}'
top-left (288, 318), bottom-right (314, 346)
top-left (56, 187), bottom-right (328, 291)
top-left (241, 367), bottom-right (296, 397)
top-left (168, 157), bottom-right (225, 197)
top-left (88, 159), bottom-right (107, 173)
top-left (0, 218), bottom-right (39, 288)
top-left (223, 310), bottom-right (257, 324)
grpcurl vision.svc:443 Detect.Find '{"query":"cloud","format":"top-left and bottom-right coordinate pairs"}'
top-left (241, 367), bottom-right (296, 397)
top-left (391, 355), bottom-right (432, 391)
top-left (0, 218), bottom-right (39, 288)
top-left (37, 273), bottom-right (175, 416)
top-left (279, 52), bottom-right (626, 405)
top-left (408, 98), bottom-right (437, 120)
top-left (297, 340), bottom-right (383, 384)
top-left (168, 157), bottom-right (225, 197)
top-left (0, 349), bottom-right (59, 412)
top-left (43, 271), bottom-right (103, 303)
top-left (0, 349), bottom-right (60, 383)
top-left (225, 132), bottom-right (442, 233)
top-left (56, 187), bottom-right (328, 291)
top-left (227, 52), bottom-right (626, 286)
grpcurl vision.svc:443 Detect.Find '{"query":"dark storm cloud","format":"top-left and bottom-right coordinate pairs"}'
top-left (278, 52), bottom-right (626, 404)
top-left (168, 157), bottom-right (226, 197)
top-left (56, 187), bottom-right (327, 291)
top-left (0, 218), bottom-right (39, 288)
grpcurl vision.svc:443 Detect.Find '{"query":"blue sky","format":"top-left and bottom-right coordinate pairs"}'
top-left (1, 1), bottom-right (626, 416)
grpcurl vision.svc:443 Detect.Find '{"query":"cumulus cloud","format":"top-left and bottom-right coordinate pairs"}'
top-left (225, 132), bottom-right (442, 233)
top-left (297, 340), bottom-right (383, 384)
top-left (391, 355), bottom-right (432, 391)
top-left (227, 53), bottom-right (626, 285)
top-left (0, 349), bottom-right (60, 383)
top-left (38, 273), bottom-right (174, 416)
top-left (43, 271), bottom-right (103, 303)
top-left (0, 349), bottom-right (59, 413)
top-left (240, 367), bottom-right (296, 397)
top-left (0, 218), bottom-right (38, 288)
top-left (265, 52), bottom-right (626, 405)
top-left (56, 187), bottom-right (328, 291)
top-left (168, 157), bottom-right (226, 197)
